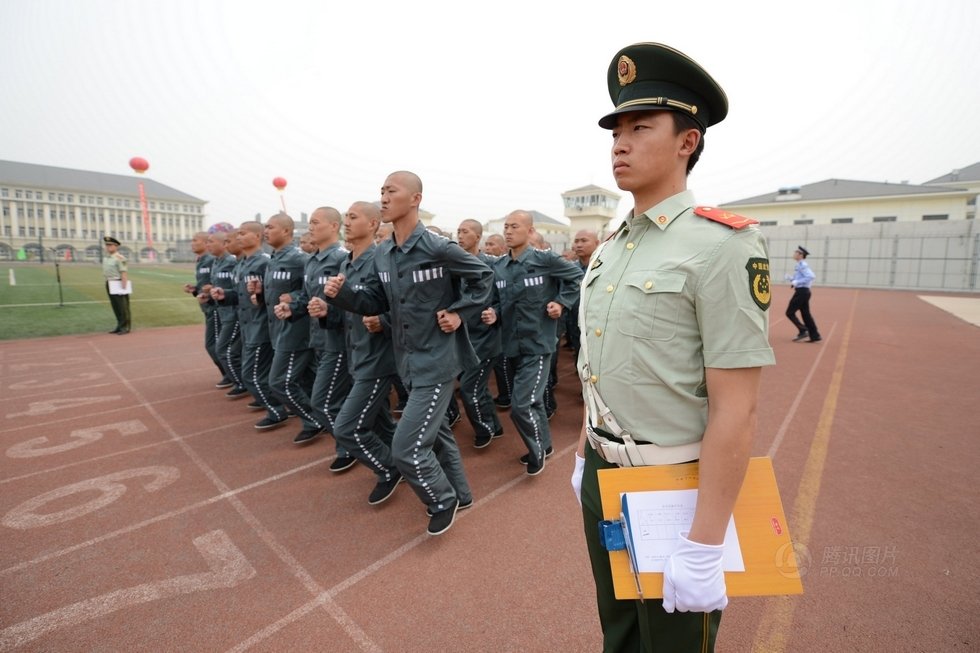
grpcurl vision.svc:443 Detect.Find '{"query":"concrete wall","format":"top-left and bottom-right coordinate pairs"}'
top-left (761, 220), bottom-right (979, 291)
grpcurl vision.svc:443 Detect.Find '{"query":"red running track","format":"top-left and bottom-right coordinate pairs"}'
top-left (1, 285), bottom-right (977, 652)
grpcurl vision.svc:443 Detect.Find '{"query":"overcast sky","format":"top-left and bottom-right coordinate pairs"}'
top-left (2, 0), bottom-right (979, 231)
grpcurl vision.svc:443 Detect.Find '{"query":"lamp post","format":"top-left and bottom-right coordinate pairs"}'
top-left (129, 157), bottom-right (154, 261)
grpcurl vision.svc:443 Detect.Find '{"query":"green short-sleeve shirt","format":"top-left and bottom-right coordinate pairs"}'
top-left (102, 252), bottom-right (127, 280)
top-left (578, 190), bottom-right (775, 447)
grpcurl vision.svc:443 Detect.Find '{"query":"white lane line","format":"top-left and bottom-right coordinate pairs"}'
top-left (3, 367), bottom-right (214, 402)
top-left (3, 298), bottom-right (194, 307)
top-left (226, 446), bottom-right (571, 652)
top-left (0, 530), bottom-right (256, 652)
top-left (87, 339), bottom-right (383, 653)
top-left (766, 322), bottom-right (837, 458)
top-left (0, 455), bottom-right (332, 578)
top-left (0, 389), bottom-right (225, 434)
top-left (0, 417), bottom-right (256, 485)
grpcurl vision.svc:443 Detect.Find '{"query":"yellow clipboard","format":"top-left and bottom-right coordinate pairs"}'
top-left (598, 456), bottom-right (803, 599)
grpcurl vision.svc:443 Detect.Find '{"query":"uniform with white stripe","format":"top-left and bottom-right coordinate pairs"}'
top-left (329, 222), bottom-right (491, 511)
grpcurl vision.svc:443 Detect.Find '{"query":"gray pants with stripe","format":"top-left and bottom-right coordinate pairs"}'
top-left (508, 353), bottom-right (553, 464)
top-left (460, 357), bottom-right (502, 441)
top-left (204, 308), bottom-right (224, 376)
top-left (311, 348), bottom-right (353, 455)
top-left (270, 348), bottom-right (318, 430)
top-left (216, 317), bottom-right (243, 389)
top-left (333, 375), bottom-right (398, 481)
top-left (394, 379), bottom-right (472, 511)
top-left (242, 342), bottom-right (285, 421)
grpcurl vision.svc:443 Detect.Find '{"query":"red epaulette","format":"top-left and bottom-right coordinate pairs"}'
top-left (694, 206), bottom-right (758, 230)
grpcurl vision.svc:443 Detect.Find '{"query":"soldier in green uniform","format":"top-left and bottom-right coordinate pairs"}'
top-left (102, 236), bottom-right (131, 334)
top-left (571, 43), bottom-right (776, 652)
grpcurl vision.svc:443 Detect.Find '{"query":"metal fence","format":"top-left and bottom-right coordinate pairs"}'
top-left (761, 220), bottom-right (979, 292)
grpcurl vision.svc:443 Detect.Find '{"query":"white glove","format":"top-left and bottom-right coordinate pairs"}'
top-left (570, 453), bottom-right (586, 505)
top-left (662, 533), bottom-right (728, 613)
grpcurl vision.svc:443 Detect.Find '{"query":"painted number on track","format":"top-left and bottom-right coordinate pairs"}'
top-left (6, 420), bottom-right (148, 458)
top-left (2, 466), bottom-right (180, 529)
top-left (0, 530), bottom-right (256, 651)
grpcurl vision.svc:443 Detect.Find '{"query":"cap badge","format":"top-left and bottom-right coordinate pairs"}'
top-left (617, 55), bottom-right (637, 87)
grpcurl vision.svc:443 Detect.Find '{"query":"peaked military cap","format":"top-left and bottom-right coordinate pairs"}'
top-left (103, 236), bottom-right (121, 246)
top-left (599, 42), bottom-right (728, 132)
top-left (797, 245), bottom-right (810, 257)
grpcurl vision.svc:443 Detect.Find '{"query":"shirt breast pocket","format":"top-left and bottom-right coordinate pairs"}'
top-left (413, 267), bottom-right (449, 304)
top-left (617, 270), bottom-right (687, 340)
top-left (521, 274), bottom-right (550, 302)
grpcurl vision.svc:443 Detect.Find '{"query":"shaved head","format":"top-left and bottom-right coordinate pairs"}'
top-left (268, 212), bottom-right (294, 232)
top-left (508, 210), bottom-right (533, 228)
top-left (573, 229), bottom-right (600, 263)
top-left (388, 170), bottom-right (423, 193)
top-left (239, 221), bottom-right (262, 235)
top-left (484, 234), bottom-right (505, 256)
top-left (312, 206), bottom-right (343, 226)
top-left (460, 219), bottom-right (483, 238)
top-left (351, 201), bottom-right (381, 222)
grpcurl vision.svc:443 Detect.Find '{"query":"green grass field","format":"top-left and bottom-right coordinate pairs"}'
top-left (0, 262), bottom-right (207, 340)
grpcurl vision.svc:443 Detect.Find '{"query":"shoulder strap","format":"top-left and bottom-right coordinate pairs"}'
top-left (693, 206), bottom-right (757, 229)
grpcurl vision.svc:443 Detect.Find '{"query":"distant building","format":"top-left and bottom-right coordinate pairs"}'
top-left (561, 184), bottom-right (621, 237)
top-left (0, 160), bottom-right (207, 262)
top-left (720, 162), bottom-right (979, 226)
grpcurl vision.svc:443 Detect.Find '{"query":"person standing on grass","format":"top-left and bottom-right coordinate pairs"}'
top-left (102, 236), bottom-right (131, 335)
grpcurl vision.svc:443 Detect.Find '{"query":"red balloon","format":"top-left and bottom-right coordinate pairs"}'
top-left (129, 157), bottom-right (150, 174)
top-left (272, 176), bottom-right (287, 191)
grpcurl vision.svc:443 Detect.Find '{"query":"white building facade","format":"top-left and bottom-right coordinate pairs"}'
top-left (719, 162), bottom-right (980, 226)
top-left (1, 160), bottom-right (207, 262)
